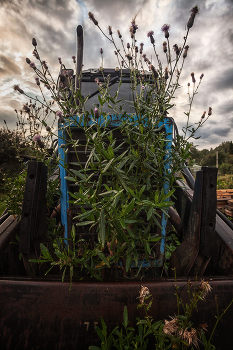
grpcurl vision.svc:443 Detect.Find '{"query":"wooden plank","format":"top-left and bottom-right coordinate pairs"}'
top-left (0, 215), bottom-right (20, 252)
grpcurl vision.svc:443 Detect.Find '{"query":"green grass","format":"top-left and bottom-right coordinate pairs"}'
top-left (217, 175), bottom-right (233, 189)
top-left (0, 192), bottom-right (8, 216)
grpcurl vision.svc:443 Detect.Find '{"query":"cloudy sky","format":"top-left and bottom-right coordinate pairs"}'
top-left (0, 0), bottom-right (232, 150)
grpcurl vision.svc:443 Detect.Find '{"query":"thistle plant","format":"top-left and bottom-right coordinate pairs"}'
top-left (12, 6), bottom-right (212, 280)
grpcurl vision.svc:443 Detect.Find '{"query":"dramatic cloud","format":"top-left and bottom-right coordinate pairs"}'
top-left (0, 0), bottom-right (232, 150)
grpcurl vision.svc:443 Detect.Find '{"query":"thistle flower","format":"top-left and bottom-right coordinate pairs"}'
top-left (46, 126), bottom-right (51, 132)
top-left (35, 77), bottom-right (40, 86)
top-left (56, 110), bottom-right (63, 118)
top-left (33, 134), bottom-right (44, 148)
top-left (60, 144), bottom-right (66, 149)
top-left (183, 45), bottom-right (189, 59)
top-left (199, 279), bottom-right (212, 298)
top-left (117, 30), bottom-right (122, 39)
top-left (58, 57), bottom-right (62, 64)
top-left (108, 26), bottom-right (113, 36)
top-left (208, 107), bottom-right (212, 116)
top-left (135, 46), bottom-right (138, 53)
top-left (188, 82), bottom-right (190, 86)
top-left (13, 85), bottom-right (24, 94)
top-left (163, 41), bottom-right (167, 53)
top-left (181, 328), bottom-right (198, 348)
top-left (164, 67), bottom-right (169, 80)
top-left (125, 54), bottom-right (132, 61)
top-left (72, 55), bottom-right (76, 63)
top-left (138, 285), bottom-right (150, 304)
top-left (32, 38), bottom-right (37, 47)
top-left (26, 57), bottom-right (31, 65)
top-left (127, 43), bottom-right (130, 49)
top-left (187, 6), bottom-right (199, 29)
top-left (200, 73), bottom-right (204, 80)
top-left (44, 84), bottom-right (50, 90)
top-left (23, 104), bottom-right (30, 113)
top-left (161, 24), bottom-right (170, 38)
top-left (42, 60), bottom-right (48, 70)
top-left (88, 12), bottom-right (98, 26)
top-left (191, 72), bottom-right (196, 83)
top-left (32, 49), bottom-right (39, 59)
top-left (94, 107), bottom-right (99, 119)
top-left (147, 31), bottom-right (155, 44)
top-left (150, 64), bottom-right (158, 79)
top-left (163, 317), bottom-right (179, 335)
top-left (201, 111), bottom-right (206, 119)
top-left (100, 48), bottom-right (103, 55)
top-left (30, 62), bottom-right (36, 69)
top-left (173, 44), bottom-right (180, 56)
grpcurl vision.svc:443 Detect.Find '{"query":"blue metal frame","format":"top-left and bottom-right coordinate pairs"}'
top-left (58, 115), bottom-right (173, 265)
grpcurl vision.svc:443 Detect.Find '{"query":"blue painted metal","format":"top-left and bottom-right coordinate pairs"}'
top-left (58, 115), bottom-right (173, 265)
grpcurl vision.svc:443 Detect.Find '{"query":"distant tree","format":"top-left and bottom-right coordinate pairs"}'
top-left (0, 128), bottom-right (29, 165)
top-left (229, 141), bottom-right (233, 155)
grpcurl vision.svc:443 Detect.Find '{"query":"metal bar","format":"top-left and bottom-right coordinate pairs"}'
top-left (0, 277), bottom-right (233, 350)
top-left (75, 25), bottom-right (83, 105)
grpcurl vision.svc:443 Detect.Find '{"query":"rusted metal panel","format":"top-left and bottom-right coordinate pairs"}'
top-left (0, 277), bottom-right (233, 349)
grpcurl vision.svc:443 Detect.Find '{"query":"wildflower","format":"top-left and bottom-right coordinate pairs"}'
top-left (173, 44), bottom-right (180, 56)
top-left (163, 317), bottom-right (179, 335)
top-left (13, 85), bottom-right (24, 94)
top-left (183, 45), bottom-right (189, 59)
top-left (46, 126), bottom-right (51, 132)
top-left (108, 26), bottom-right (112, 36)
top-left (208, 107), bottom-right (212, 116)
top-left (164, 67), bottom-right (169, 80)
top-left (201, 111), bottom-right (206, 119)
top-left (100, 48), bottom-right (103, 55)
top-left (94, 107), bottom-right (99, 119)
top-left (117, 30), bottom-right (122, 39)
top-left (23, 104), bottom-right (30, 113)
top-left (32, 38), bottom-right (37, 47)
top-left (26, 57), bottom-right (31, 64)
top-left (135, 46), bottom-right (138, 53)
top-left (147, 31), bottom-right (155, 44)
top-left (125, 54), bottom-right (132, 61)
top-left (44, 84), bottom-right (50, 90)
top-left (187, 6), bottom-right (199, 29)
top-left (181, 328), bottom-right (198, 348)
top-left (142, 85), bottom-right (145, 90)
top-left (131, 16), bottom-right (138, 34)
top-left (191, 72), bottom-right (196, 83)
top-left (42, 61), bottom-right (48, 70)
top-left (188, 82), bottom-right (190, 86)
top-left (35, 77), bottom-right (40, 86)
top-left (58, 116), bottom-right (65, 123)
top-left (163, 41), bottom-right (167, 53)
top-left (127, 43), bottom-right (130, 49)
top-left (200, 73), bottom-right (204, 79)
top-left (58, 57), bottom-right (62, 64)
top-left (150, 65), bottom-right (158, 79)
top-left (88, 12), bottom-right (98, 26)
top-left (32, 49), bottom-right (39, 59)
top-left (72, 55), bottom-right (76, 63)
top-left (199, 279), bottom-right (212, 298)
top-left (60, 144), bottom-right (66, 149)
top-left (161, 24), bottom-right (170, 38)
top-left (33, 134), bottom-right (44, 148)
top-left (56, 110), bottom-right (63, 118)
top-left (30, 62), bottom-right (36, 69)
top-left (95, 78), bottom-right (99, 85)
top-left (138, 285), bottom-right (150, 304)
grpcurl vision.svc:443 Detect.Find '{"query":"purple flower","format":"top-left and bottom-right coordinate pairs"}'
top-left (72, 55), bottom-right (76, 63)
top-left (35, 77), bottom-right (40, 86)
top-left (32, 49), bottom-right (39, 59)
top-left (187, 82), bottom-right (190, 86)
top-left (94, 107), bottom-right (99, 119)
top-left (100, 48), bottom-right (103, 54)
top-left (30, 62), bottom-right (36, 69)
top-left (161, 24), bottom-right (170, 32)
top-left (161, 24), bottom-right (170, 38)
top-left (127, 43), bottom-right (130, 49)
top-left (200, 73), bottom-right (204, 80)
top-left (142, 86), bottom-right (145, 90)
top-left (56, 110), bottom-right (63, 118)
top-left (32, 38), bottom-right (37, 47)
top-left (88, 12), bottom-right (98, 26)
top-left (44, 84), bottom-right (50, 90)
top-left (147, 31), bottom-right (154, 38)
top-left (58, 57), bottom-right (62, 64)
top-left (33, 134), bottom-right (41, 142)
